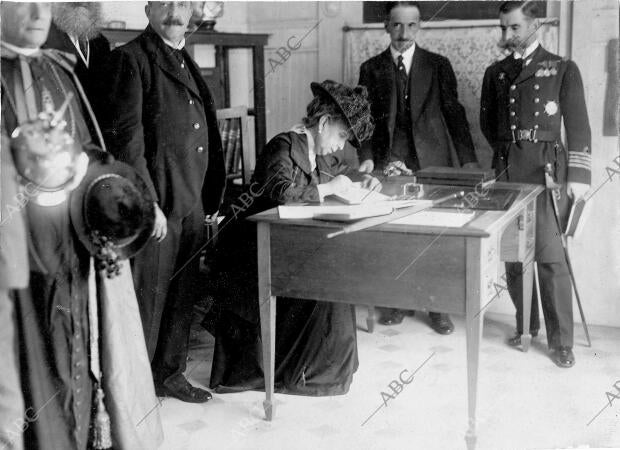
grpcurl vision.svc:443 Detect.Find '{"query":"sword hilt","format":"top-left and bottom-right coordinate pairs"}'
top-left (544, 163), bottom-right (561, 199)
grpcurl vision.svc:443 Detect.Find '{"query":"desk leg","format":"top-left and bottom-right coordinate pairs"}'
top-left (465, 238), bottom-right (484, 450)
top-left (521, 259), bottom-right (535, 353)
top-left (366, 306), bottom-right (375, 333)
top-left (257, 222), bottom-right (276, 420)
top-left (521, 198), bottom-right (537, 352)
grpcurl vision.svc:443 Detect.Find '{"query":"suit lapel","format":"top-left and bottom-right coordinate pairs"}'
top-left (184, 53), bottom-right (212, 107)
top-left (514, 45), bottom-right (548, 85)
top-left (408, 47), bottom-right (432, 124)
top-left (142, 27), bottom-right (202, 100)
top-left (376, 49), bottom-right (397, 138)
top-left (497, 54), bottom-right (522, 83)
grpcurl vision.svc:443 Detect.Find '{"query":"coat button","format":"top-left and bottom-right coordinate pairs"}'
top-left (189, 99), bottom-right (194, 105)
top-left (193, 123), bottom-right (200, 130)
top-left (509, 98), bottom-right (515, 103)
top-left (534, 98), bottom-right (540, 103)
top-left (196, 146), bottom-right (204, 153)
top-left (534, 84), bottom-right (540, 90)
top-left (534, 111), bottom-right (540, 117)
top-left (534, 124), bottom-right (539, 129)
top-left (510, 111), bottom-right (516, 116)
top-left (510, 125), bottom-right (516, 130)
top-left (74, 373), bottom-right (81, 381)
top-left (510, 85), bottom-right (516, 90)
top-left (181, 62), bottom-right (185, 68)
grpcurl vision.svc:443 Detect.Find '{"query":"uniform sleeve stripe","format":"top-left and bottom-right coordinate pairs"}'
top-left (569, 154), bottom-right (591, 161)
top-left (568, 152), bottom-right (591, 170)
top-left (569, 162), bottom-right (590, 169)
top-left (568, 152), bottom-right (591, 160)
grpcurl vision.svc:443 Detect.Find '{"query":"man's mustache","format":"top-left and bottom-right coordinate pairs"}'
top-left (162, 17), bottom-right (185, 26)
top-left (498, 39), bottom-right (519, 50)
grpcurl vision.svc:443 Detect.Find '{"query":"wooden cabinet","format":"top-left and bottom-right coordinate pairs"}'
top-left (101, 28), bottom-right (269, 155)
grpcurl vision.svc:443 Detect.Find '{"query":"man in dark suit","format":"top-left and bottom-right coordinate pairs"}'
top-left (358, 1), bottom-right (478, 332)
top-left (99, 1), bottom-right (226, 402)
top-left (43, 2), bottom-right (110, 110)
top-left (480, 1), bottom-right (591, 368)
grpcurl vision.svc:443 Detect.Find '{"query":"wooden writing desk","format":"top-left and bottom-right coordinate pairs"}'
top-left (248, 182), bottom-right (543, 449)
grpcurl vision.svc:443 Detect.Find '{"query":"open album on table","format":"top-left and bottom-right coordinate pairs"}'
top-left (278, 197), bottom-right (434, 222)
top-left (327, 186), bottom-right (391, 205)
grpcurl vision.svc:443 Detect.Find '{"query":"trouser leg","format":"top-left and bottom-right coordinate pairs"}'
top-left (506, 262), bottom-right (540, 335)
top-left (537, 261), bottom-right (573, 348)
top-left (152, 206), bottom-right (205, 382)
top-left (133, 219), bottom-right (181, 362)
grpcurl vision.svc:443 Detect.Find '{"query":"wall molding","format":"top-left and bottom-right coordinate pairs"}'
top-left (344, 17), bottom-right (559, 31)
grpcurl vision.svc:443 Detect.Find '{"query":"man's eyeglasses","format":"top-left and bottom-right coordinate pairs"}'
top-left (156, 2), bottom-right (191, 10)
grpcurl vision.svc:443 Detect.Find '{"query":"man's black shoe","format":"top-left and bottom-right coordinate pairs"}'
top-left (378, 308), bottom-right (413, 325)
top-left (551, 346), bottom-right (575, 368)
top-left (428, 312), bottom-right (454, 335)
top-left (507, 330), bottom-right (539, 347)
top-left (155, 374), bottom-right (213, 403)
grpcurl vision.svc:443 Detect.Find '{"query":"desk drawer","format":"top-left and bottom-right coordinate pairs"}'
top-left (269, 225), bottom-right (467, 315)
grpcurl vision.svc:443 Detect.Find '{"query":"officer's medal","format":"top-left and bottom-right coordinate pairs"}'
top-left (544, 101), bottom-right (558, 116)
top-left (536, 60), bottom-right (559, 77)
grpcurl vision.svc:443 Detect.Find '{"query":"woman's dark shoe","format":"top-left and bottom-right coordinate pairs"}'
top-left (428, 312), bottom-right (454, 335)
top-left (378, 308), bottom-right (412, 325)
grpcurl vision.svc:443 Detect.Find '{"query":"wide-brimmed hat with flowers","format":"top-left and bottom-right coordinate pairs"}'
top-left (70, 160), bottom-right (155, 277)
top-left (310, 80), bottom-right (374, 147)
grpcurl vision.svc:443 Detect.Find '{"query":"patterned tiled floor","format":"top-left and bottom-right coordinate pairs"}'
top-left (158, 309), bottom-right (620, 450)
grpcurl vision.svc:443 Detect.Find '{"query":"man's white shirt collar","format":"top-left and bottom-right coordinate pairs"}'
top-left (0, 41), bottom-right (41, 56)
top-left (514, 40), bottom-right (539, 62)
top-left (158, 34), bottom-right (186, 50)
top-left (68, 34), bottom-right (89, 67)
top-left (390, 43), bottom-right (416, 75)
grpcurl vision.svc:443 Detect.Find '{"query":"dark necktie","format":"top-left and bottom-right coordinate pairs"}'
top-left (172, 48), bottom-right (187, 69)
top-left (397, 55), bottom-right (408, 93)
top-left (395, 55), bottom-right (409, 114)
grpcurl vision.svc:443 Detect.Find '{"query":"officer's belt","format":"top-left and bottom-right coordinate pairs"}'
top-left (500, 129), bottom-right (560, 143)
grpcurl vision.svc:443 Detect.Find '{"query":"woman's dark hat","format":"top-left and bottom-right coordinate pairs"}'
top-left (70, 160), bottom-right (155, 277)
top-left (310, 80), bottom-right (375, 147)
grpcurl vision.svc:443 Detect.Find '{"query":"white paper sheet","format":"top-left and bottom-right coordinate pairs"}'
top-left (389, 209), bottom-right (475, 227)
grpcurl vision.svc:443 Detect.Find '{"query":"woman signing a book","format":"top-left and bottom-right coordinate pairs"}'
top-left (203, 80), bottom-right (379, 396)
